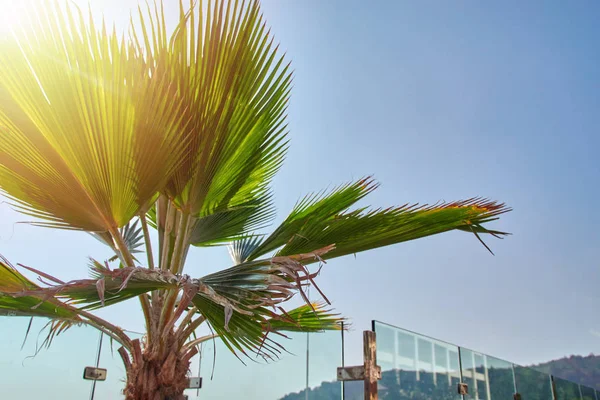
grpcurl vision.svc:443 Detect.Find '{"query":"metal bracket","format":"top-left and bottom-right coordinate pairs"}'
top-left (513, 394), bottom-right (522, 400)
top-left (337, 365), bottom-right (382, 381)
top-left (457, 382), bottom-right (469, 395)
top-left (83, 366), bottom-right (107, 381)
top-left (187, 377), bottom-right (202, 389)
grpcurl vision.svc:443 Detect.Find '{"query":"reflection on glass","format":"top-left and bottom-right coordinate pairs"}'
top-left (460, 348), bottom-right (488, 400)
top-left (486, 355), bottom-right (516, 400)
top-left (374, 321), bottom-right (462, 400)
top-left (513, 365), bottom-right (553, 400)
top-left (460, 348), bottom-right (515, 400)
top-left (580, 385), bottom-right (596, 400)
top-left (554, 377), bottom-right (582, 400)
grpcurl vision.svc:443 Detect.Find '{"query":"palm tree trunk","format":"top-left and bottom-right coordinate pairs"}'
top-left (120, 336), bottom-right (198, 400)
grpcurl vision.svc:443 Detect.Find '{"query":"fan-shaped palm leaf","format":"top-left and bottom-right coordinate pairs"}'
top-left (137, 0), bottom-right (290, 219)
top-left (0, 1), bottom-right (191, 231)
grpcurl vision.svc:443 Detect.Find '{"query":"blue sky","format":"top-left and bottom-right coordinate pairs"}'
top-left (1, 0), bottom-right (599, 389)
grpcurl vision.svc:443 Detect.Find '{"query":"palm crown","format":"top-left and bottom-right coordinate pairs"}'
top-left (0, 1), bottom-right (510, 398)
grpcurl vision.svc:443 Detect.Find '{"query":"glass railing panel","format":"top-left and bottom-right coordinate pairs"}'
top-left (485, 355), bottom-right (515, 400)
top-left (374, 320), bottom-right (462, 400)
top-left (198, 331), bottom-right (307, 399)
top-left (460, 348), bottom-right (489, 400)
top-left (554, 377), bottom-right (582, 400)
top-left (513, 365), bottom-right (553, 400)
top-left (343, 381), bottom-right (364, 400)
top-left (460, 349), bottom-right (515, 400)
top-left (307, 330), bottom-right (343, 399)
top-left (580, 385), bottom-right (596, 400)
top-left (0, 316), bottom-right (97, 399)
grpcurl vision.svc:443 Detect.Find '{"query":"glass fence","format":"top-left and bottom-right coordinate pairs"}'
top-left (0, 316), bottom-right (342, 399)
top-left (2, 315), bottom-right (598, 400)
top-left (373, 320), bottom-right (600, 400)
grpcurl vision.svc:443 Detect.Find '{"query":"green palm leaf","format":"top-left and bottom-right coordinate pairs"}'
top-left (137, 0), bottom-right (290, 219)
top-left (266, 303), bottom-right (344, 333)
top-left (91, 219), bottom-right (145, 263)
top-left (245, 177), bottom-right (510, 261)
top-left (189, 197), bottom-right (275, 247)
top-left (0, 258), bottom-right (77, 319)
top-left (190, 246), bottom-right (334, 358)
top-left (0, 1), bottom-right (191, 231)
top-left (246, 177), bottom-right (379, 260)
top-left (277, 198), bottom-right (510, 260)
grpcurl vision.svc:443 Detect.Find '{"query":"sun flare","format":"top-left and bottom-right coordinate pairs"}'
top-left (0, 1), bottom-right (29, 37)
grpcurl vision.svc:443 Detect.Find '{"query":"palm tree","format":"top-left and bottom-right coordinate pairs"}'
top-left (0, 1), bottom-right (510, 399)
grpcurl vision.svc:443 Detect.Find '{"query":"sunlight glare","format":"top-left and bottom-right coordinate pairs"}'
top-left (0, 0), bottom-right (28, 38)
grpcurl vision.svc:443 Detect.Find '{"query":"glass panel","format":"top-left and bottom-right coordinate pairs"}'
top-left (554, 377), bottom-right (582, 400)
top-left (0, 316), bottom-right (96, 399)
top-left (374, 321), bottom-right (462, 400)
top-left (198, 331), bottom-right (339, 399)
top-left (460, 349), bottom-right (515, 400)
top-left (307, 330), bottom-right (342, 399)
top-left (486, 355), bottom-right (515, 400)
top-left (343, 381), bottom-right (364, 400)
top-left (460, 348), bottom-right (487, 400)
top-left (581, 385), bottom-right (596, 400)
top-left (513, 365), bottom-right (553, 400)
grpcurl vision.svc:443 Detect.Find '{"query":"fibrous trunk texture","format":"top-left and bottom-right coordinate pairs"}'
top-left (122, 335), bottom-right (197, 400)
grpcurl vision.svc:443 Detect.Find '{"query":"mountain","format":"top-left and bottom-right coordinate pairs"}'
top-left (279, 354), bottom-right (600, 400)
top-left (534, 354), bottom-right (600, 390)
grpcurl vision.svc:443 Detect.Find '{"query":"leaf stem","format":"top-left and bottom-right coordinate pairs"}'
top-left (178, 315), bottom-right (207, 346)
top-left (169, 211), bottom-right (191, 273)
top-left (182, 333), bottom-right (217, 352)
top-left (109, 226), bottom-right (153, 341)
top-left (140, 213), bottom-right (155, 270)
top-left (160, 202), bottom-right (177, 270)
top-left (109, 226), bottom-right (136, 268)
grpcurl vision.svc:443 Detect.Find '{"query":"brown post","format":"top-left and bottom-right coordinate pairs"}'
top-left (337, 330), bottom-right (380, 398)
top-left (363, 331), bottom-right (378, 400)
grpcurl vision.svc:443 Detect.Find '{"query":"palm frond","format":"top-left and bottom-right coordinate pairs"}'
top-left (191, 246), bottom-right (334, 359)
top-left (246, 177), bottom-right (378, 260)
top-left (265, 303), bottom-right (345, 333)
top-left (189, 197), bottom-right (275, 247)
top-left (120, 219), bottom-right (145, 256)
top-left (228, 235), bottom-right (264, 264)
top-left (49, 260), bottom-right (182, 309)
top-left (0, 257), bottom-right (180, 312)
top-left (137, 0), bottom-right (290, 219)
top-left (0, 1), bottom-right (191, 231)
top-left (0, 257), bottom-right (78, 319)
top-left (240, 176), bottom-right (510, 261)
top-left (90, 219), bottom-right (145, 263)
top-left (0, 257), bottom-right (135, 350)
top-left (276, 198), bottom-right (511, 260)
